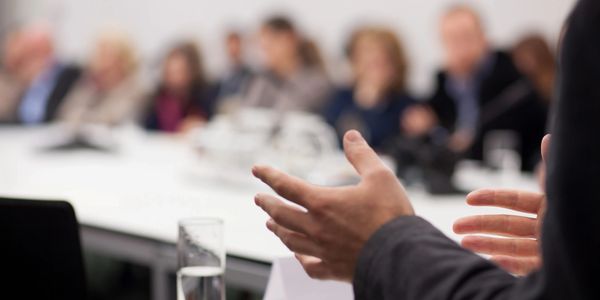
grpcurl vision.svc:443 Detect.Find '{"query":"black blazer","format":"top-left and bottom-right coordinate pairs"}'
top-left (428, 52), bottom-right (548, 170)
top-left (353, 1), bottom-right (600, 299)
top-left (42, 65), bottom-right (82, 123)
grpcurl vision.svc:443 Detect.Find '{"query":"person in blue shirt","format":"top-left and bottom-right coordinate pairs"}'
top-left (325, 26), bottom-right (415, 151)
top-left (13, 24), bottom-right (80, 125)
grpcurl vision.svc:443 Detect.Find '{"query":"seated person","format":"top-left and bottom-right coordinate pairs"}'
top-left (512, 34), bottom-right (556, 106)
top-left (0, 28), bottom-right (25, 123)
top-left (325, 26), bottom-right (415, 151)
top-left (403, 5), bottom-right (548, 171)
top-left (243, 16), bottom-right (331, 114)
top-left (215, 30), bottom-right (254, 113)
top-left (57, 30), bottom-right (144, 128)
top-left (143, 42), bottom-right (214, 133)
top-left (11, 24), bottom-right (81, 125)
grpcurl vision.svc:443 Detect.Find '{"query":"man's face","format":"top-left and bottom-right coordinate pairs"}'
top-left (226, 35), bottom-right (243, 64)
top-left (440, 11), bottom-right (488, 77)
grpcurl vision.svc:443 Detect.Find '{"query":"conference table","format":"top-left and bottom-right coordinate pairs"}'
top-left (0, 126), bottom-right (539, 300)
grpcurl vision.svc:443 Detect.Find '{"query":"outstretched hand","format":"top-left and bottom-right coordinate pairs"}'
top-left (453, 135), bottom-right (550, 275)
top-left (253, 130), bottom-right (414, 282)
top-left (453, 189), bottom-right (545, 275)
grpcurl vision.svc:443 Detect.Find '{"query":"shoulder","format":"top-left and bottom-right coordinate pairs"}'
top-left (489, 50), bottom-right (520, 79)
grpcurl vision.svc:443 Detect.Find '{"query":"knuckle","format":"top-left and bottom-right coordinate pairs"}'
top-left (269, 206), bottom-right (282, 220)
top-left (312, 229), bottom-right (325, 244)
top-left (271, 178), bottom-right (285, 193)
top-left (304, 266), bottom-right (322, 279)
top-left (369, 168), bottom-right (394, 182)
top-left (280, 232), bottom-right (292, 246)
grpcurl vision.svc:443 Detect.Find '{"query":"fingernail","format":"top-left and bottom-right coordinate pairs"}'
top-left (468, 189), bottom-right (492, 200)
top-left (346, 130), bottom-right (363, 143)
top-left (254, 194), bottom-right (262, 206)
top-left (251, 165), bottom-right (260, 176)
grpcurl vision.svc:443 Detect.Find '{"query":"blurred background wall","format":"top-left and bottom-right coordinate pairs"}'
top-left (4, 0), bottom-right (575, 96)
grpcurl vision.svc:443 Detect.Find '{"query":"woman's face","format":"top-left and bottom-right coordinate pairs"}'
top-left (163, 53), bottom-right (192, 92)
top-left (353, 37), bottom-right (395, 87)
top-left (259, 27), bottom-right (297, 69)
top-left (90, 40), bottom-right (127, 84)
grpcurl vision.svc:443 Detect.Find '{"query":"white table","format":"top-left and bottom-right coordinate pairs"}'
top-left (0, 126), bottom-right (540, 299)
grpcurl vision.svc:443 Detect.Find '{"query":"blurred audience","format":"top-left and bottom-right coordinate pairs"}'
top-left (215, 31), bottom-right (254, 113)
top-left (325, 26), bottom-right (415, 151)
top-left (243, 16), bottom-right (331, 113)
top-left (143, 41), bottom-right (214, 133)
top-left (512, 34), bottom-right (556, 104)
top-left (9, 24), bottom-right (81, 125)
top-left (0, 8), bottom-right (554, 175)
top-left (57, 30), bottom-right (144, 128)
top-left (402, 5), bottom-right (548, 171)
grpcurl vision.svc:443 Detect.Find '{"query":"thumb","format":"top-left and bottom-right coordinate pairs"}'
top-left (343, 130), bottom-right (384, 176)
top-left (541, 134), bottom-right (551, 163)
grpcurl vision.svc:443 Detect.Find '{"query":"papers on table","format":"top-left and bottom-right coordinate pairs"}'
top-left (264, 257), bottom-right (353, 300)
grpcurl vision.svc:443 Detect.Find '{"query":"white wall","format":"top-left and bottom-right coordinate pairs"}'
top-left (13, 0), bottom-right (575, 96)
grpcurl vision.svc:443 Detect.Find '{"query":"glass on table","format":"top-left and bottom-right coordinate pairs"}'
top-left (483, 130), bottom-right (522, 185)
top-left (177, 218), bottom-right (225, 300)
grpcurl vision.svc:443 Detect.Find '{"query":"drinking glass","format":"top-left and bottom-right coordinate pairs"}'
top-left (177, 218), bottom-right (225, 300)
top-left (483, 130), bottom-right (522, 185)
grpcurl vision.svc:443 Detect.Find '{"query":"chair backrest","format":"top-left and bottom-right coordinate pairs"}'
top-left (0, 197), bottom-right (87, 300)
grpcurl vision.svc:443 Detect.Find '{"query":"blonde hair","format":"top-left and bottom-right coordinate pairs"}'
top-left (346, 26), bottom-right (409, 93)
top-left (92, 29), bottom-right (138, 76)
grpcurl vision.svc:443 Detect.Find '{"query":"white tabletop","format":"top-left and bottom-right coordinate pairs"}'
top-left (0, 126), bottom-right (540, 263)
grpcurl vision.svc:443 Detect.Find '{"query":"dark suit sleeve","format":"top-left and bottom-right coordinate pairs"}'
top-left (353, 1), bottom-right (600, 299)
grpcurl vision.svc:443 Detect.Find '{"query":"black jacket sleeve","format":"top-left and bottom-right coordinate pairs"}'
top-left (353, 1), bottom-right (600, 299)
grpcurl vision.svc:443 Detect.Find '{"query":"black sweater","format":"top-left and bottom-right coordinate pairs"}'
top-left (354, 1), bottom-right (600, 299)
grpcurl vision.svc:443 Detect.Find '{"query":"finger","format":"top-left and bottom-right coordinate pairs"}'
top-left (252, 165), bottom-right (313, 208)
top-left (541, 134), bottom-right (551, 163)
top-left (295, 254), bottom-right (334, 280)
top-left (461, 235), bottom-right (539, 257)
top-left (255, 193), bottom-right (314, 235)
top-left (266, 220), bottom-right (322, 257)
top-left (466, 189), bottom-right (544, 214)
top-left (453, 215), bottom-right (537, 237)
top-left (343, 130), bottom-right (386, 176)
top-left (491, 255), bottom-right (541, 276)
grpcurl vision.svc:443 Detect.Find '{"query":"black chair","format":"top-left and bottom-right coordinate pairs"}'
top-left (0, 197), bottom-right (87, 300)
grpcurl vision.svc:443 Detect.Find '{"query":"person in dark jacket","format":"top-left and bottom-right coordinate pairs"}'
top-left (144, 42), bottom-right (214, 133)
top-left (252, 1), bottom-right (600, 299)
top-left (8, 24), bottom-right (81, 125)
top-left (403, 5), bottom-right (547, 171)
top-left (325, 26), bottom-right (415, 151)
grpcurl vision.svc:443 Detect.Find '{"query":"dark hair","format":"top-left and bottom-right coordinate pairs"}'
top-left (165, 41), bottom-right (206, 88)
top-left (263, 15), bottom-right (325, 71)
top-left (512, 34), bottom-right (556, 101)
top-left (345, 26), bottom-right (409, 93)
top-left (299, 38), bottom-right (326, 71)
top-left (263, 15), bottom-right (296, 33)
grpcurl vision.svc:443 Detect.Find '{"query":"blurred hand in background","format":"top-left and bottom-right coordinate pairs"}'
top-left (401, 105), bottom-right (437, 137)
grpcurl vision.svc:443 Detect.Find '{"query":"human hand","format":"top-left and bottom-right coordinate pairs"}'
top-left (401, 105), bottom-right (437, 137)
top-left (253, 130), bottom-right (414, 282)
top-left (452, 135), bottom-right (550, 275)
top-left (447, 130), bottom-right (474, 153)
top-left (453, 189), bottom-right (545, 275)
